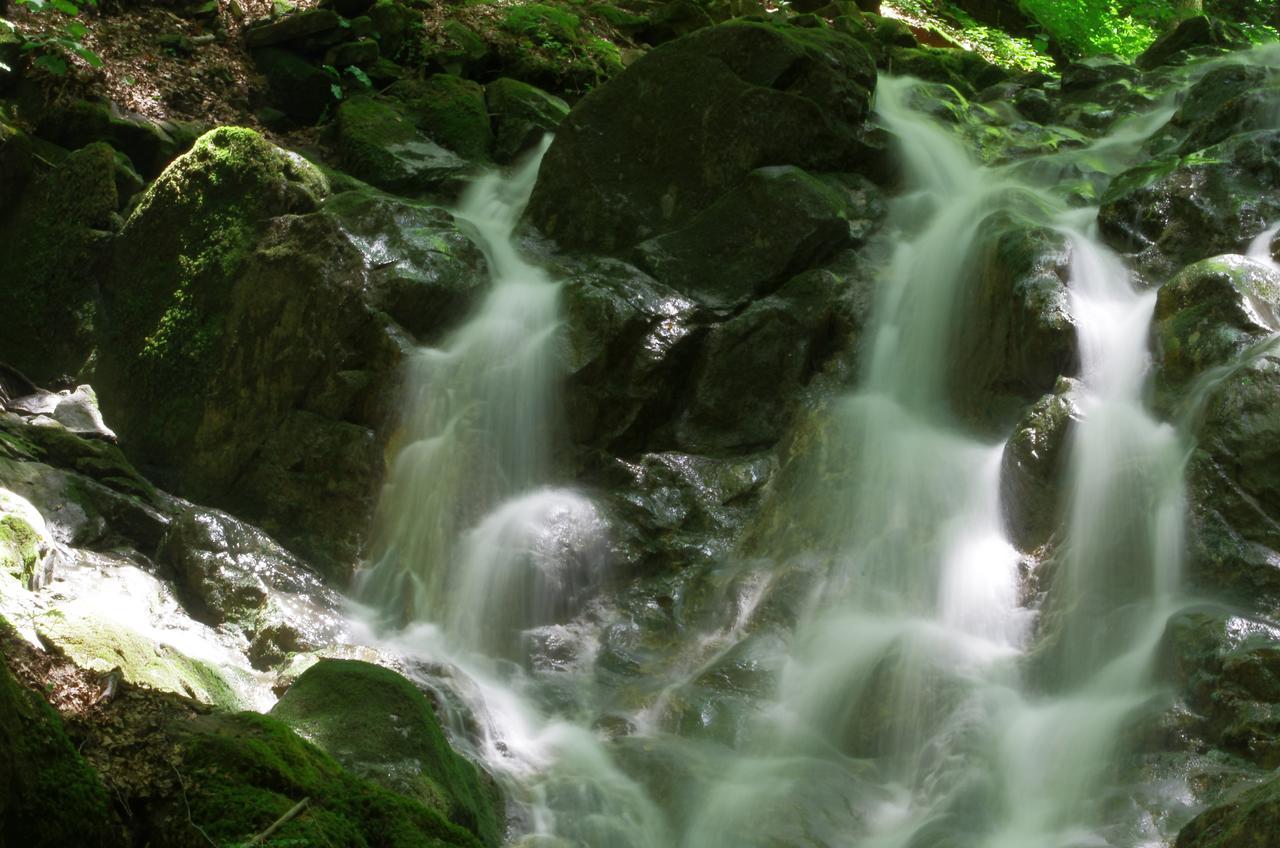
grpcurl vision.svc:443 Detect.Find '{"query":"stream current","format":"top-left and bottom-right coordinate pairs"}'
top-left (356, 50), bottom-right (1280, 848)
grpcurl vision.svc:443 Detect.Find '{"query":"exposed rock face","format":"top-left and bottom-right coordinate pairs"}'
top-left (948, 214), bottom-right (1077, 429)
top-left (1099, 131), bottom-right (1280, 281)
top-left (1176, 770), bottom-right (1280, 848)
top-left (1152, 255), bottom-right (1280, 396)
top-left (1000, 378), bottom-right (1083, 553)
top-left (335, 95), bottom-right (473, 195)
top-left (271, 659), bottom-right (503, 846)
top-left (526, 20), bottom-right (879, 254)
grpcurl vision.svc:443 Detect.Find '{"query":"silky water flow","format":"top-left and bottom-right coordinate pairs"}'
top-left (353, 50), bottom-right (1280, 848)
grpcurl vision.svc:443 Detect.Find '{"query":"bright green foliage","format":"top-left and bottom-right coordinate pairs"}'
top-left (1020, 0), bottom-right (1159, 58)
top-left (5, 0), bottom-right (102, 75)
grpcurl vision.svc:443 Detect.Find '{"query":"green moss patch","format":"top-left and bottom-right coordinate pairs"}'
top-left (173, 711), bottom-right (484, 848)
top-left (271, 659), bottom-right (503, 846)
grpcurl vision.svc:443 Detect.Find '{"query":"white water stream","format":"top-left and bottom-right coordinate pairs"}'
top-left (354, 48), bottom-right (1280, 848)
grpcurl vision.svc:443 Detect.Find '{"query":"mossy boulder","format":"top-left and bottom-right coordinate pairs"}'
top-left (335, 95), bottom-right (473, 195)
top-left (34, 606), bottom-right (246, 708)
top-left (33, 98), bottom-right (182, 179)
top-left (388, 74), bottom-right (492, 161)
top-left (0, 109), bottom-right (32, 205)
top-left (485, 77), bottom-right (569, 163)
top-left (1153, 255), bottom-right (1280, 397)
top-left (164, 711), bottom-right (484, 847)
top-left (0, 655), bottom-right (122, 848)
top-left (0, 142), bottom-right (121, 383)
top-left (253, 47), bottom-right (338, 125)
top-left (271, 659), bottom-right (503, 846)
top-left (526, 20), bottom-right (877, 253)
top-left (1176, 768), bottom-right (1280, 847)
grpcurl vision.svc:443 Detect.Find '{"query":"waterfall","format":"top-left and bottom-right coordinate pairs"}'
top-left (356, 60), bottom-right (1249, 848)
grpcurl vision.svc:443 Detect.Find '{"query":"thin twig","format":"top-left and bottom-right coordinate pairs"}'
top-left (170, 764), bottom-right (218, 848)
top-left (245, 797), bottom-right (310, 846)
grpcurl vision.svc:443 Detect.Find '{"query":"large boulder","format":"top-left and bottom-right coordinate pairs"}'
top-left (335, 95), bottom-right (473, 195)
top-left (1146, 63), bottom-right (1280, 157)
top-left (1176, 767), bottom-right (1280, 847)
top-left (948, 214), bottom-right (1077, 429)
top-left (164, 711), bottom-right (484, 847)
top-left (93, 128), bottom-right (409, 577)
top-left (157, 507), bottom-right (348, 669)
top-left (1152, 255), bottom-right (1280, 397)
top-left (525, 20), bottom-right (878, 253)
top-left (633, 166), bottom-right (880, 309)
top-left (1099, 131), bottom-right (1280, 282)
top-left (271, 659), bottom-right (502, 846)
top-left (253, 47), bottom-right (337, 125)
top-left (386, 75), bottom-right (493, 162)
top-left (484, 77), bottom-right (569, 163)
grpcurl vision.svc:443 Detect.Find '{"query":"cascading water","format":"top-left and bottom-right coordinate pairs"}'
top-left (355, 49), bottom-right (1280, 848)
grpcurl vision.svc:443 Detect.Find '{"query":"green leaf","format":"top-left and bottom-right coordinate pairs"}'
top-left (344, 65), bottom-right (371, 87)
top-left (49, 0), bottom-right (80, 15)
top-left (71, 44), bottom-right (102, 66)
top-left (64, 20), bottom-right (87, 37)
top-left (0, 18), bottom-right (15, 31)
top-left (34, 53), bottom-right (68, 74)
top-left (338, 16), bottom-right (350, 27)
top-left (329, 83), bottom-right (342, 100)
top-left (0, 61), bottom-right (8, 72)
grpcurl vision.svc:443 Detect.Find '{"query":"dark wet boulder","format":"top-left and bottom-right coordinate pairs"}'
top-left (1146, 64), bottom-right (1280, 156)
top-left (0, 142), bottom-right (121, 384)
top-left (0, 658), bottom-right (122, 848)
top-left (633, 166), bottom-right (880, 310)
top-left (1153, 255), bottom-right (1280, 396)
top-left (1099, 131), bottom-right (1280, 282)
top-left (526, 20), bottom-right (877, 253)
top-left (948, 215), bottom-right (1076, 429)
top-left (1000, 378), bottom-right (1082, 552)
top-left (884, 46), bottom-right (1007, 98)
top-left (271, 659), bottom-right (502, 846)
top-left (335, 95), bottom-right (473, 195)
top-left (485, 77), bottom-right (569, 163)
top-left (33, 98), bottom-right (183, 179)
top-left (322, 189), bottom-right (488, 341)
top-left (157, 507), bottom-right (348, 669)
top-left (675, 266), bottom-right (865, 453)
top-left (1160, 607), bottom-right (1280, 770)
top-left (559, 257), bottom-right (701, 453)
top-left (1176, 760), bottom-right (1280, 847)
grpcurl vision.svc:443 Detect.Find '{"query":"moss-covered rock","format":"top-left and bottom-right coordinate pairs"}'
top-left (0, 142), bottom-right (120, 383)
top-left (0, 654), bottom-right (122, 847)
top-left (271, 659), bottom-right (503, 846)
top-left (253, 47), bottom-right (338, 125)
top-left (1153, 255), bottom-right (1280, 397)
top-left (0, 108), bottom-right (32, 206)
top-left (526, 20), bottom-right (877, 253)
top-left (1000, 378), bottom-right (1082, 553)
top-left (165, 711), bottom-right (484, 848)
top-left (1176, 768), bottom-right (1280, 847)
top-left (0, 488), bottom-right (48, 586)
top-left (33, 98), bottom-right (182, 179)
top-left (388, 74), bottom-right (493, 161)
top-left (336, 95), bottom-right (472, 195)
top-left (485, 77), bottom-right (569, 163)
top-left (34, 606), bottom-right (246, 708)
top-left (94, 126), bottom-right (327, 494)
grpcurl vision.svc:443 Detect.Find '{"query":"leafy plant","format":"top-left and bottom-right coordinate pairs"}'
top-left (1, 0), bottom-right (102, 76)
